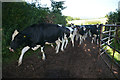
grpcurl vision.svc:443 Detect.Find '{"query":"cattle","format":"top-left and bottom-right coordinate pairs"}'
top-left (66, 24), bottom-right (78, 47)
top-left (89, 24), bottom-right (100, 44)
top-left (75, 25), bottom-right (87, 45)
top-left (60, 26), bottom-right (74, 49)
top-left (9, 23), bottom-right (70, 66)
top-left (58, 25), bottom-right (70, 52)
top-left (72, 26), bottom-right (79, 47)
top-left (84, 25), bottom-right (92, 37)
top-left (66, 27), bottom-right (74, 47)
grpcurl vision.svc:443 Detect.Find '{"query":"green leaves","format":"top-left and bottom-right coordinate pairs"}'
top-left (107, 10), bottom-right (119, 24)
top-left (51, 0), bottom-right (66, 14)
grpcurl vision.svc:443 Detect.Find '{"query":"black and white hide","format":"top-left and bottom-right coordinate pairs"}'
top-left (90, 24), bottom-right (100, 44)
top-left (9, 23), bottom-right (69, 66)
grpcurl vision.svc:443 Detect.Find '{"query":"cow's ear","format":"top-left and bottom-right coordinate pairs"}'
top-left (12, 29), bottom-right (19, 41)
top-left (14, 30), bottom-right (19, 35)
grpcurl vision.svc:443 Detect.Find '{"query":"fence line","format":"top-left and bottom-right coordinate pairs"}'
top-left (99, 24), bottom-right (120, 79)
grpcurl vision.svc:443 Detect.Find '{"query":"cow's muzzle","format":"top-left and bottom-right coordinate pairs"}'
top-left (9, 47), bottom-right (14, 52)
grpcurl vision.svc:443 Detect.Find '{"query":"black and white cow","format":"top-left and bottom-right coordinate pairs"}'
top-left (57, 25), bottom-right (70, 51)
top-left (9, 23), bottom-right (70, 66)
top-left (66, 24), bottom-right (78, 47)
top-left (90, 24), bottom-right (100, 44)
top-left (76, 25), bottom-right (87, 45)
top-left (60, 26), bottom-right (75, 49)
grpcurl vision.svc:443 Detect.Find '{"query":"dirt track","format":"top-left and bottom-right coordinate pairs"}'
top-left (2, 37), bottom-right (115, 78)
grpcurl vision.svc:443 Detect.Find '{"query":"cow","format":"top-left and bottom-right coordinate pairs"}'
top-left (66, 24), bottom-right (78, 47)
top-left (90, 24), bottom-right (100, 44)
top-left (59, 26), bottom-right (75, 50)
top-left (75, 25), bottom-right (87, 45)
top-left (9, 23), bottom-right (70, 66)
top-left (66, 27), bottom-right (74, 47)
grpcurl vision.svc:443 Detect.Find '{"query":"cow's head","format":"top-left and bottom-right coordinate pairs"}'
top-left (9, 30), bottom-right (28, 52)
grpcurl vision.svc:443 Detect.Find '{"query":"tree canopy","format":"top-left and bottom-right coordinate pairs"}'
top-left (106, 10), bottom-right (120, 24)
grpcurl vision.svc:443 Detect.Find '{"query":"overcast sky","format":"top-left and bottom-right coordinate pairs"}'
top-left (25, 0), bottom-right (120, 19)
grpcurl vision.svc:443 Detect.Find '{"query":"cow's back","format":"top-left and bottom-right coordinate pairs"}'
top-left (21, 23), bottom-right (63, 46)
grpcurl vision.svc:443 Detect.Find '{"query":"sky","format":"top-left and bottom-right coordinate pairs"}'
top-left (25, 0), bottom-right (120, 19)
top-left (62, 0), bottom-right (119, 19)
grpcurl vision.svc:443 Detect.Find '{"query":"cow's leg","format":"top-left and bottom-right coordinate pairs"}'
top-left (81, 36), bottom-right (83, 43)
top-left (83, 35), bottom-right (85, 41)
top-left (89, 30), bottom-right (91, 37)
top-left (61, 34), bottom-right (67, 51)
top-left (41, 46), bottom-right (45, 60)
top-left (97, 39), bottom-right (99, 44)
top-left (97, 35), bottom-right (99, 44)
top-left (55, 40), bottom-right (61, 53)
top-left (79, 35), bottom-right (82, 45)
top-left (45, 42), bottom-right (54, 48)
top-left (76, 34), bottom-right (79, 41)
top-left (64, 38), bottom-right (68, 48)
top-left (61, 39), bottom-right (65, 51)
top-left (18, 46), bottom-right (30, 66)
top-left (71, 35), bottom-right (74, 47)
top-left (94, 35), bottom-right (97, 42)
top-left (91, 37), bottom-right (94, 43)
top-left (51, 44), bottom-right (54, 48)
top-left (32, 45), bottom-right (41, 51)
top-left (85, 33), bottom-right (87, 39)
top-left (62, 34), bottom-right (68, 48)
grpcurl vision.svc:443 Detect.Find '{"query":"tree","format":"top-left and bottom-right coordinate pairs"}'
top-left (51, 0), bottom-right (66, 14)
top-left (66, 16), bottom-right (74, 21)
top-left (107, 10), bottom-right (118, 24)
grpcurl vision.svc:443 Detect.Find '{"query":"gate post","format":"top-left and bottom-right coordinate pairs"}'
top-left (111, 26), bottom-right (117, 70)
top-left (98, 24), bottom-right (103, 59)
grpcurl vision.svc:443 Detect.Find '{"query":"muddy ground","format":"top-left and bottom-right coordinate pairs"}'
top-left (2, 37), bottom-right (115, 78)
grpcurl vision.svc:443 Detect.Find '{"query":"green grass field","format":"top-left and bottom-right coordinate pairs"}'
top-left (68, 17), bottom-right (107, 25)
top-left (105, 45), bottom-right (120, 63)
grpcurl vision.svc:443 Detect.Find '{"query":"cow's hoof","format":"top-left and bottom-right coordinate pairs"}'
top-left (61, 49), bottom-right (64, 52)
top-left (56, 52), bottom-right (58, 54)
top-left (18, 62), bottom-right (22, 66)
top-left (42, 57), bottom-right (45, 61)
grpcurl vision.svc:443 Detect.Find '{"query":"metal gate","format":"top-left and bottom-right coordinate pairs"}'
top-left (99, 24), bottom-right (120, 79)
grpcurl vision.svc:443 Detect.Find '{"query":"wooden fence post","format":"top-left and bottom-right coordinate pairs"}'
top-left (111, 27), bottom-right (117, 70)
top-left (108, 27), bottom-right (111, 45)
top-left (98, 24), bottom-right (103, 59)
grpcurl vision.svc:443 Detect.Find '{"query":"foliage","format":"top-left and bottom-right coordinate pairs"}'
top-left (74, 17), bottom-right (81, 20)
top-left (66, 16), bottom-right (81, 21)
top-left (66, 16), bottom-right (74, 21)
top-left (51, 0), bottom-right (66, 14)
top-left (2, 1), bottom-right (67, 64)
top-left (106, 10), bottom-right (120, 43)
top-left (106, 10), bottom-right (120, 64)
top-left (106, 10), bottom-right (120, 24)
top-left (53, 13), bottom-right (67, 25)
top-left (104, 45), bottom-right (120, 64)
top-left (106, 11), bottom-right (118, 24)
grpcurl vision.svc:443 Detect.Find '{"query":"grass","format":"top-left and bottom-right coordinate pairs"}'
top-left (104, 45), bottom-right (120, 64)
top-left (68, 17), bottom-right (107, 25)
